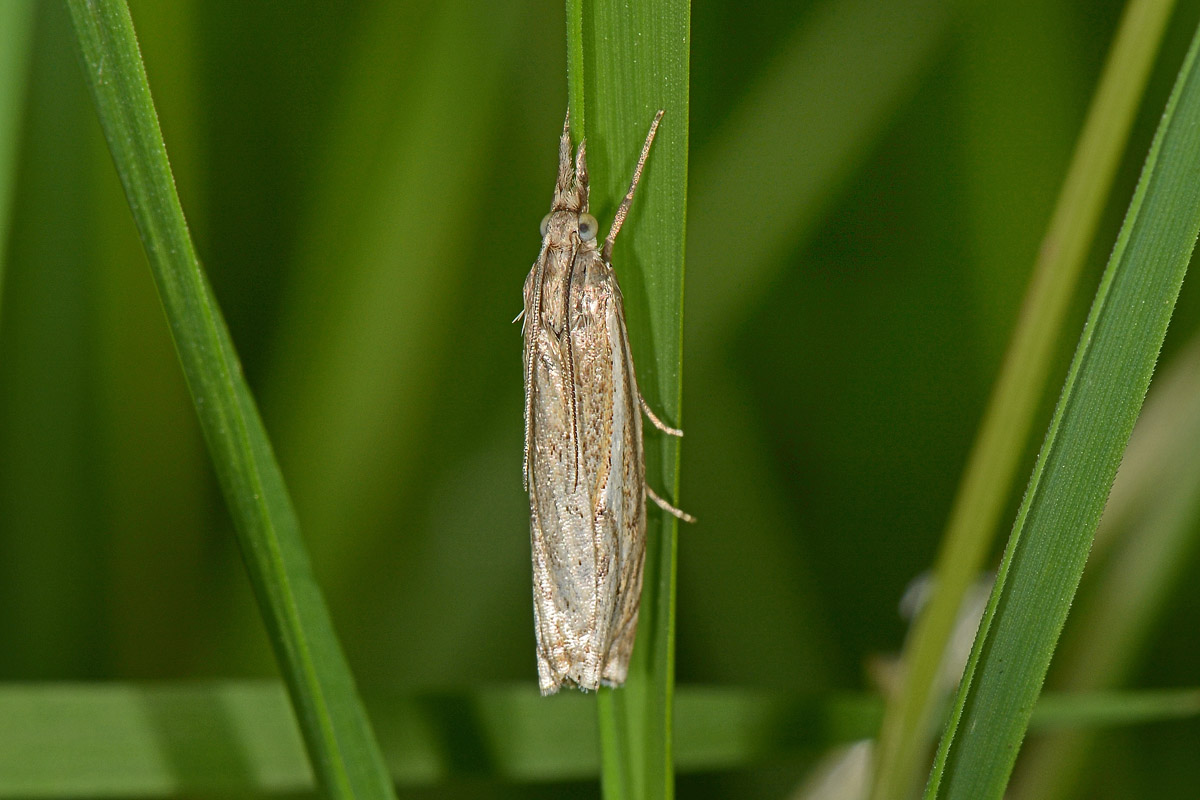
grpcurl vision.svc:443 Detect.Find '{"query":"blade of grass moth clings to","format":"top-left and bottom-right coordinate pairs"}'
top-left (521, 109), bottom-right (693, 695)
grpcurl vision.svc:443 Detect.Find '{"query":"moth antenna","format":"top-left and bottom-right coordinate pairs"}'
top-left (603, 109), bottom-right (664, 262)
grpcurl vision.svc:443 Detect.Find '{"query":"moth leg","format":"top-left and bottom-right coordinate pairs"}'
top-left (512, 307), bottom-right (525, 325)
top-left (646, 485), bottom-right (696, 523)
top-left (639, 394), bottom-right (683, 437)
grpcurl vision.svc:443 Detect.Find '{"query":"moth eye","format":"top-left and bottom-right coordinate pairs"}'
top-left (578, 213), bottom-right (599, 241)
top-left (539, 213), bottom-right (553, 237)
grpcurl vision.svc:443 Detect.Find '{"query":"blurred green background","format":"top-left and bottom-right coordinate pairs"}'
top-left (3, 0), bottom-right (1200, 796)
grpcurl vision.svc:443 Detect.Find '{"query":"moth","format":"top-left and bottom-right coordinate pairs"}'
top-left (521, 109), bottom-right (692, 695)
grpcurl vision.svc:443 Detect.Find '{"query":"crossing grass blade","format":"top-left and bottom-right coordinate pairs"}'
top-left (925, 17), bottom-right (1200, 800)
top-left (0, 681), bottom-right (1196, 795)
top-left (870, 1), bottom-right (1178, 796)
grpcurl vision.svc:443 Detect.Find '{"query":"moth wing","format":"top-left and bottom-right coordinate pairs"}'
top-left (527, 248), bottom-right (609, 693)
top-left (528, 350), bottom-right (604, 692)
top-left (585, 272), bottom-right (647, 687)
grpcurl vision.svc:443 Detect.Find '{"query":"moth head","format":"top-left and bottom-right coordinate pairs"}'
top-left (539, 211), bottom-right (599, 243)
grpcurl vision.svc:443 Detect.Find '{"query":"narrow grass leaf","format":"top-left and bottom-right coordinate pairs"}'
top-left (566, 1), bottom-right (690, 798)
top-left (926, 19), bottom-right (1200, 800)
top-left (871, 2), bottom-right (1177, 796)
top-left (64, 2), bottom-right (394, 797)
top-left (565, 0), bottom-right (585, 138)
top-left (1011, 333), bottom-right (1200, 800)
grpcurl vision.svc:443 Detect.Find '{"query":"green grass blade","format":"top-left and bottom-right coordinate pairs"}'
top-left (565, 0), bottom-right (585, 138)
top-left (1028, 689), bottom-right (1200, 730)
top-left (925, 18), bottom-right (1200, 800)
top-left (1, 681), bottom-right (1195, 795)
top-left (63, 2), bottom-right (395, 797)
top-left (1011, 333), bottom-right (1200, 800)
top-left (870, 1), bottom-right (1177, 796)
top-left (0, 0), bottom-right (33, 309)
top-left (0, 682), bottom-right (867, 794)
top-left (566, 2), bottom-right (690, 798)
